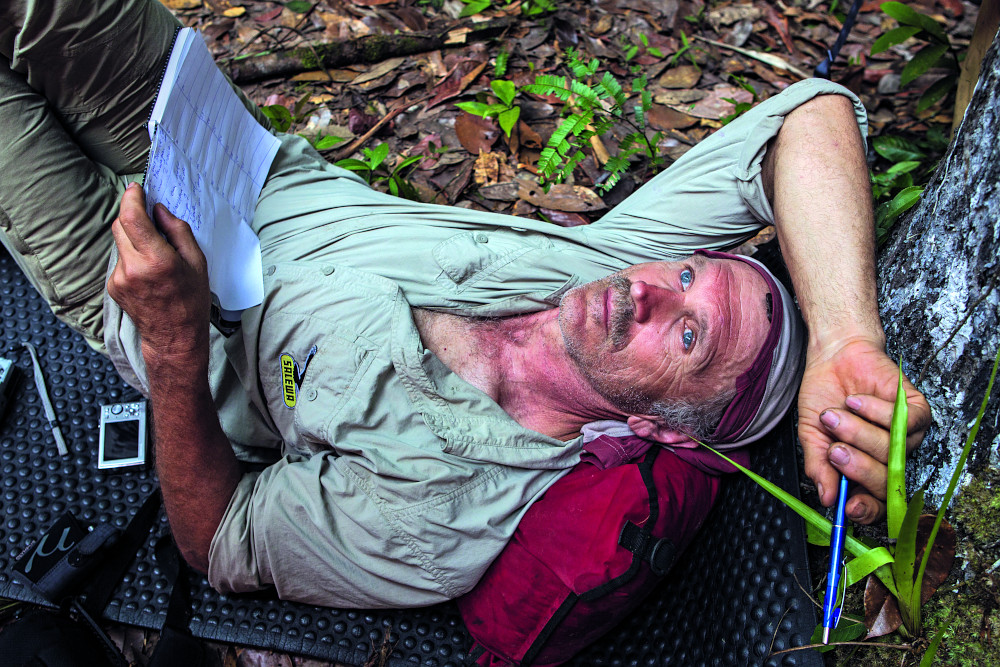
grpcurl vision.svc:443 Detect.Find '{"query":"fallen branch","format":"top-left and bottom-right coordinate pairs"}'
top-left (693, 35), bottom-right (811, 80)
top-left (227, 17), bottom-right (514, 84)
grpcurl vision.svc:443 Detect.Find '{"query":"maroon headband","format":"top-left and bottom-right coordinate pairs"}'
top-left (694, 249), bottom-right (784, 443)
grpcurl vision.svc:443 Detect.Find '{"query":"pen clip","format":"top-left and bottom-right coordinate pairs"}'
top-left (833, 558), bottom-right (848, 629)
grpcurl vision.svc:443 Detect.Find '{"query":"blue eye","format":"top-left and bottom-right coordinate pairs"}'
top-left (682, 328), bottom-right (694, 350)
top-left (680, 269), bottom-right (693, 290)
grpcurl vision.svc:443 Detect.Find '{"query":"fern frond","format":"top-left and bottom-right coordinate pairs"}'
top-left (597, 72), bottom-right (628, 110)
top-left (568, 79), bottom-right (601, 107)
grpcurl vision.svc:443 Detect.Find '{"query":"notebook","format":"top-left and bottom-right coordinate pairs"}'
top-left (144, 27), bottom-right (280, 324)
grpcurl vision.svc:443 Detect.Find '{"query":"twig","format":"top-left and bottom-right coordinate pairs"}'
top-left (769, 640), bottom-right (913, 656)
top-left (328, 93), bottom-right (433, 161)
top-left (693, 35), bottom-right (811, 80)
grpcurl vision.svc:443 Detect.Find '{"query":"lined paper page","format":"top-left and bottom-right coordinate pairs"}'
top-left (144, 28), bottom-right (279, 314)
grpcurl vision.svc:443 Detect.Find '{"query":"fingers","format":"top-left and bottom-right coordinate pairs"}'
top-left (824, 393), bottom-right (927, 451)
top-left (152, 204), bottom-right (205, 269)
top-left (827, 441), bottom-right (886, 501)
top-left (800, 432), bottom-right (841, 508)
top-left (117, 182), bottom-right (164, 252)
top-left (845, 492), bottom-right (885, 525)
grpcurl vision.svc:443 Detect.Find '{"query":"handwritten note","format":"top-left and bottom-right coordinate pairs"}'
top-left (144, 28), bottom-right (279, 317)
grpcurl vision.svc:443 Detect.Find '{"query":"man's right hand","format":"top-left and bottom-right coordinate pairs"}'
top-left (107, 182), bottom-right (211, 365)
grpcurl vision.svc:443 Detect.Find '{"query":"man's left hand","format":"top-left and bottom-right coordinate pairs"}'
top-left (797, 336), bottom-right (930, 524)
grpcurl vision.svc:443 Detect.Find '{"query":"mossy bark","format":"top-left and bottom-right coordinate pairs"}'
top-left (876, 26), bottom-right (1000, 507)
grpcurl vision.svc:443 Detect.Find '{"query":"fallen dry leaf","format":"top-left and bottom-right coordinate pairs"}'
top-left (647, 105), bottom-right (698, 131)
top-left (518, 183), bottom-right (605, 212)
top-left (658, 65), bottom-right (701, 89)
top-left (479, 182), bottom-right (520, 201)
top-left (474, 152), bottom-right (514, 186)
top-left (223, 6), bottom-right (245, 17)
top-left (161, 0), bottom-right (202, 9)
top-left (540, 208), bottom-right (590, 226)
top-left (915, 514), bottom-right (956, 605)
top-left (426, 59), bottom-right (488, 109)
top-left (864, 575), bottom-right (903, 639)
top-left (353, 57), bottom-right (407, 85)
top-left (456, 113), bottom-right (500, 155)
top-left (671, 84), bottom-right (754, 120)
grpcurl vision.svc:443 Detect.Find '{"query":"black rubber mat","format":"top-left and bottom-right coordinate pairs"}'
top-left (0, 247), bottom-right (822, 666)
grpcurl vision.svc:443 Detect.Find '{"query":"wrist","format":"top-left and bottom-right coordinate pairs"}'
top-left (806, 326), bottom-right (887, 362)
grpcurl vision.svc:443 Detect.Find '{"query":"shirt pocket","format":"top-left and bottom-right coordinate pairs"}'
top-left (432, 229), bottom-right (554, 292)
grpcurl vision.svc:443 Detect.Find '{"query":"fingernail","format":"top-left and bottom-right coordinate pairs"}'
top-left (830, 445), bottom-right (850, 465)
top-left (127, 181), bottom-right (138, 190)
top-left (846, 395), bottom-right (862, 411)
top-left (820, 410), bottom-right (840, 429)
top-left (848, 504), bottom-right (866, 520)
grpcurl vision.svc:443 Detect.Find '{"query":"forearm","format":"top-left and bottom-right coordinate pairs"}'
top-left (765, 94), bottom-right (884, 352)
top-left (145, 346), bottom-right (241, 574)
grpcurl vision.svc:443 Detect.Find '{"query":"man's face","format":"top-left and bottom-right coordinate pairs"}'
top-left (557, 255), bottom-right (772, 414)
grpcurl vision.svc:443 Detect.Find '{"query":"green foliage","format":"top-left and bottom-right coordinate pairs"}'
top-left (335, 143), bottom-right (423, 201)
top-left (493, 48), bottom-right (510, 78)
top-left (873, 2), bottom-right (959, 112)
top-left (870, 128), bottom-right (949, 244)
top-left (669, 31), bottom-right (699, 68)
top-left (720, 74), bottom-right (759, 126)
top-left (458, 0), bottom-right (554, 18)
top-left (455, 78), bottom-right (522, 138)
top-left (521, 48), bottom-right (664, 192)
top-left (623, 33), bottom-right (664, 62)
top-left (285, 1), bottom-right (314, 13)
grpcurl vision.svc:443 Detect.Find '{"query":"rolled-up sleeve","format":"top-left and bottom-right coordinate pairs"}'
top-left (207, 454), bottom-right (454, 609)
top-left (585, 78), bottom-right (868, 263)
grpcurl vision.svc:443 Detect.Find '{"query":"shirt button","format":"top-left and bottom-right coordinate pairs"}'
top-left (265, 265), bottom-right (276, 276)
top-left (475, 233), bottom-right (488, 243)
top-left (306, 389), bottom-right (318, 401)
top-left (322, 265), bottom-right (335, 276)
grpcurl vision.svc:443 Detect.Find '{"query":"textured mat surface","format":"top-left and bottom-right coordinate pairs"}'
top-left (0, 247), bottom-right (822, 666)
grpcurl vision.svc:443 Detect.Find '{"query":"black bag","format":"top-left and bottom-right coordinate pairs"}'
top-left (0, 493), bottom-right (206, 667)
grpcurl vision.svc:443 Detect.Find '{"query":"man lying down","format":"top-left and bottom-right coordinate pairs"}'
top-left (0, 0), bottom-right (930, 608)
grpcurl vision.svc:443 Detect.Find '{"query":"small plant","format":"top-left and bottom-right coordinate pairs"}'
top-left (720, 74), bottom-right (759, 126)
top-left (455, 79), bottom-right (521, 137)
top-left (623, 33), bottom-right (664, 62)
top-left (521, 49), bottom-right (663, 192)
top-left (869, 127), bottom-right (949, 244)
top-left (872, 1), bottom-right (960, 112)
top-left (335, 143), bottom-right (423, 200)
top-left (669, 31), bottom-right (700, 69)
top-left (458, 0), bottom-right (554, 18)
top-left (260, 94), bottom-right (346, 151)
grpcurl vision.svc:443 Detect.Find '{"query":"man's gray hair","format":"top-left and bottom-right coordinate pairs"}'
top-left (650, 388), bottom-right (738, 442)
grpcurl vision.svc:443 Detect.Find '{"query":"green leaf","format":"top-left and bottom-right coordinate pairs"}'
top-left (494, 50), bottom-right (510, 78)
top-left (901, 43), bottom-right (949, 87)
top-left (334, 158), bottom-right (371, 171)
top-left (885, 160), bottom-right (922, 176)
top-left (366, 143), bottom-right (390, 171)
top-left (916, 74), bottom-right (956, 112)
top-left (872, 135), bottom-right (925, 162)
top-left (285, 0), bottom-right (314, 13)
top-left (313, 135), bottom-right (344, 150)
top-left (806, 520), bottom-right (830, 546)
top-left (458, 0), bottom-right (491, 17)
top-left (649, 47), bottom-right (663, 58)
top-left (698, 443), bottom-right (899, 596)
top-left (881, 2), bottom-right (949, 42)
top-left (597, 72), bottom-right (627, 109)
top-left (809, 619), bottom-right (866, 652)
top-left (893, 489), bottom-right (926, 636)
top-left (921, 622), bottom-right (947, 667)
top-left (845, 544), bottom-right (894, 587)
top-left (498, 107), bottom-right (520, 137)
top-left (394, 154), bottom-right (425, 173)
top-left (491, 80), bottom-right (517, 108)
top-left (890, 185), bottom-right (924, 215)
top-left (871, 25), bottom-right (922, 54)
top-left (569, 79), bottom-right (601, 107)
top-left (887, 367), bottom-right (908, 540)
top-left (261, 104), bottom-right (293, 132)
top-left (456, 101), bottom-right (492, 117)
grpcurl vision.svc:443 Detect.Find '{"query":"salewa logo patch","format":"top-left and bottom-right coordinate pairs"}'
top-left (279, 345), bottom-right (317, 409)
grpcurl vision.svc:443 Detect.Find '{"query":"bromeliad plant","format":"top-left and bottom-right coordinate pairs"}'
top-left (702, 345), bottom-right (1000, 662)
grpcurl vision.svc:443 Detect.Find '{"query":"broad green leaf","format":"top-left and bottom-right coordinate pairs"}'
top-left (806, 520), bottom-right (830, 546)
top-left (887, 367), bottom-right (908, 540)
top-left (491, 80), bottom-right (517, 108)
top-left (871, 25), bottom-right (921, 54)
top-left (921, 622), bottom-right (946, 667)
top-left (285, 1), bottom-right (314, 13)
top-left (366, 143), bottom-right (390, 171)
top-left (809, 619), bottom-right (866, 652)
top-left (394, 154), bottom-right (424, 173)
top-left (334, 158), bottom-right (371, 172)
top-left (313, 135), bottom-right (344, 151)
top-left (881, 2), bottom-right (949, 42)
top-left (261, 104), bottom-right (293, 132)
top-left (873, 135), bottom-right (925, 162)
top-left (901, 43), bottom-right (949, 87)
top-left (892, 489), bottom-right (925, 635)
top-left (456, 101), bottom-right (493, 117)
top-left (917, 74), bottom-right (956, 112)
top-left (498, 107), bottom-right (520, 137)
top-left (459, 0), bottom-right (490, 17)
top-left (885, 160), bottom-right (922, 176)
top-left (890, 185), bottom-right (924, 216)
top-left (845, 545), bottom-right (894, 587)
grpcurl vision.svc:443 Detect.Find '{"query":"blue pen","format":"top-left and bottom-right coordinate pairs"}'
top-left (822, 474), bottom-right (850, 644)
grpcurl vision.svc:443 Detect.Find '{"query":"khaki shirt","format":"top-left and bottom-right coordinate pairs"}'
top-left (105, 78), bottom-right (867, 608)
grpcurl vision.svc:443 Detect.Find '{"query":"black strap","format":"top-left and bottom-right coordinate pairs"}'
top-left (618, 521), bottom-right (677, 577)
top-left (78, 492), bottom-right (162, 616)
top-left (815, 0), bottom-right (866, 78)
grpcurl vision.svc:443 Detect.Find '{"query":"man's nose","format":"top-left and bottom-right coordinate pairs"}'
top-left (629, 281), bottom-right (683, 324)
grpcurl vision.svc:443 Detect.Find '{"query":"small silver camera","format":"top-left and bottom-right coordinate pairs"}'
top-left (98, 401), bottom-right (148, 470)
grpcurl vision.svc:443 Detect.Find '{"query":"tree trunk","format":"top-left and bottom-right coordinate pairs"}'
top-left (877, 26), bottom-right (1000, 506)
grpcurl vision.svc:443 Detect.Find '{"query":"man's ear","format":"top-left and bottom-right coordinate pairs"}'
top-left (626, 415), bottom-right (691, 444)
